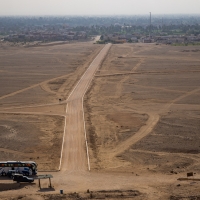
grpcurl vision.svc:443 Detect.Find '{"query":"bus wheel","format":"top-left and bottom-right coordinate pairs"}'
top-left (2, 172), bottom-right (6, 176)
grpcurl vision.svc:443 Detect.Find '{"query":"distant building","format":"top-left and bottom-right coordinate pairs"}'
top-left (142, 37), bottom-right (154, 43)
top-left (131, 37), bottom-right (138, 42)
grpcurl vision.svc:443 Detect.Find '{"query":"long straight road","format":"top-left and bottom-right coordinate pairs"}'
top-left (60, 43), bottom-right (111, 172)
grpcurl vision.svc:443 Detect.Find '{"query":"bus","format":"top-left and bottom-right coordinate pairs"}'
top-left (0, 161), bottom-right (37, 176)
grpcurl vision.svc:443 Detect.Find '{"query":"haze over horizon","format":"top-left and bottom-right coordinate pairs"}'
top-left (0, 0), bottom-right (200, 16)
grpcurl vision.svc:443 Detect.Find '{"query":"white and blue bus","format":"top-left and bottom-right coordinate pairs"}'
top-left (0, 161), bottom-right (37, 176)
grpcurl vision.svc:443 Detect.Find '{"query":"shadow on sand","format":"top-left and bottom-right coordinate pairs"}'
top-left (0, 182), bottom-right (36, 191)
top-left (37, 187), bottom-right (55, 192)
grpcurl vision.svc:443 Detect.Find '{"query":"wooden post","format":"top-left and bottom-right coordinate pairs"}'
top-left (39, 179), bottom-right (41, 189)
top-left (49, 177), bottom-right (52, 188)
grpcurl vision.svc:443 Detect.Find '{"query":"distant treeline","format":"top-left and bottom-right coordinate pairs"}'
top-left (0, 15), bottom-right (200, 28)
top-left (1, 15), bottom-right (200, 40)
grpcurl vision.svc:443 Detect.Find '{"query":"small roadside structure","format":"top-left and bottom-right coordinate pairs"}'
top-left (35, 174), bottom-right (53, 189)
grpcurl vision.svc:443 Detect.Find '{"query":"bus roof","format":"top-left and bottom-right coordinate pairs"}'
top-left (0, 161), bottom-right (36, 164)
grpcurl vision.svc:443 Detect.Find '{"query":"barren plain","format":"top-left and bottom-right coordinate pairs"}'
top-left (0, 41), bottom-right (200, 199)
top-left (0, 41), bottom-right (103, 170)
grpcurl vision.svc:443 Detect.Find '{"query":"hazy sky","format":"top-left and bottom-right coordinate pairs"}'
top-left (0, 0), bottom-right (200, 16)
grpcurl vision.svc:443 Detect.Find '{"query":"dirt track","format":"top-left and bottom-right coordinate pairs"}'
top-left (61, 43), bottom-right (111, 172)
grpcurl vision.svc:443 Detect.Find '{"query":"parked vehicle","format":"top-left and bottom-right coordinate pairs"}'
top-left (0, 161), bottom-right (37, 176)
top-left (7, 170), bottom-right (19, 178)
top-left (13, 174), bottom-right (34, 183)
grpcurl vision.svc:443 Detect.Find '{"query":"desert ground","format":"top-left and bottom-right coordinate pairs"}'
top-left (0, 40), bottom-right (103, 170)
top-left (0, 41), bottom-right (200, 199)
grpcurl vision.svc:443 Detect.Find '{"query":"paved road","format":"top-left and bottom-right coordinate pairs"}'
top-left (60, 43), bottom-right (111, 172)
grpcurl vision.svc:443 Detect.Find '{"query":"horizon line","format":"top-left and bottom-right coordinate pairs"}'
top-left (0, 13), bottom-right (200, 17)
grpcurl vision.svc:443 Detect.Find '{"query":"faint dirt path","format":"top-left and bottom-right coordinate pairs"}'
top-left (111, 113), bottom-right (159, 156)
top-left (0, 110), bottom-right (65, 117)
top-left (115, 57), bottom-right (145, 97)
top-left (131, 149), bottom-right (200, 163)
top-left (163, 87), bottom-right (200, 111)
top-left (0, 74), bottom-right (70, 101)
top-left (131, 58), bottom-right (145, 71)
top-left (111, 86), bottom-right (200, 158)
top-left (93, 35), bottom-right (101, 43)
top-left (109, 46), bottom-right (160, 158)
top-left (109, 45), bottom-right (200, 160)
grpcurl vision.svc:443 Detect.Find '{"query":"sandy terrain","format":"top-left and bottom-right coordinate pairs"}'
top-left (84, 43), bottom-right (200, 197)
top-left (0, 42), bottom-right (200, 199)
top-left (85, 43), bottom-right (200, 171)
top-left (0, 41), bottom-right (103, 170)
